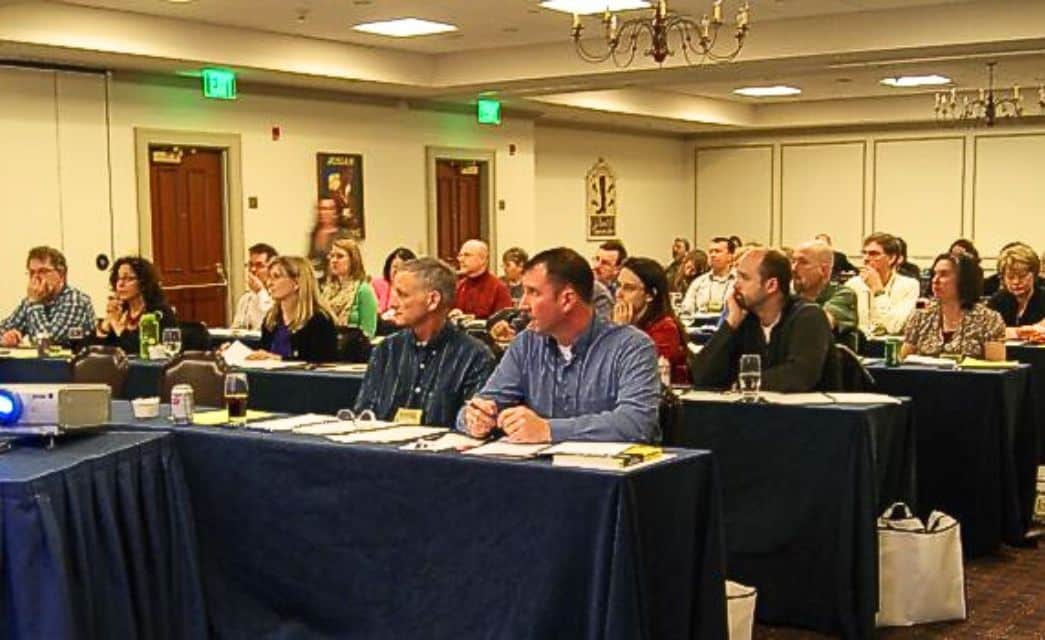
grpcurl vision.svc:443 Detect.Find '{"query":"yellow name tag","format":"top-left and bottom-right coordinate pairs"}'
top-left (394, 408), bottom-right (423, 425)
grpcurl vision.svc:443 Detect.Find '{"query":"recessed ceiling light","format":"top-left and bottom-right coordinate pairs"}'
top-left (540, 0), bottom-right (651, 16)
top-left (352, 18), bottom-right (458, 38)
top-left (880, 74), bottom-right (952, 88)
top-left (733, 85), bottom-right (802, 97)
top-left (166, 0), bottom-right (196, 3)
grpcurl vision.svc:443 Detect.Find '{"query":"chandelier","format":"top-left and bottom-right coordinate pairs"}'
top-left (934, 62), bottom-right (1045, 127)
top-left (569, 0), bottom-right (751, 68)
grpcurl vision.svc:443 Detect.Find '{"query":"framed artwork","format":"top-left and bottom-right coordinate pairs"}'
top-left (316, 152), bottom-right (365, 239)
top-left (586, 157), bottom-right (618, 239)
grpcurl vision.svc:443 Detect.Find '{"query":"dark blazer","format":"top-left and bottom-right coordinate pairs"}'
top-left (988, 285), bottom-right (1045, 327)
top-left (261, 311), bottom-right (338, 362)
top-left (689, 296), bottom-right (839, 392)
top-left (97, 304), bottom-right (176, 356)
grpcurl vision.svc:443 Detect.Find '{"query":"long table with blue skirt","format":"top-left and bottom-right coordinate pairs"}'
top-left (666, 396), bottom-right (916, 639)
top-left (0, 430), bottom-right (206, 639)
top-left (866, 337), bottom-right (1045, 463)
top-left (111, 402), bottom-right (729, 639)
top-left (864, 362), bottom-right (1037, 557)
top-left (0, 355), bottom-right (365, 414)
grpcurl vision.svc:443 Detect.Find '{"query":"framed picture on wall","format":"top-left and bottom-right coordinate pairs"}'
top-left (586, 157), bottom-right (618, 239)
top-left (316, 152), bottom-right (365, 239)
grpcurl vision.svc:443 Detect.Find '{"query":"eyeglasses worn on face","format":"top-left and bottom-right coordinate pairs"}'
top-left (618, 283), bottom-right (645, 293)
top-left (26, 268), bottom-right (57, 278)
top-left (115, 276), bottom-right (138, 284)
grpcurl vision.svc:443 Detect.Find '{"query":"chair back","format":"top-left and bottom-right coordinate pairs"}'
top-left (835, 343), bottom-right (877, 392)
top-left (658, 385), bottom-right (681, 444)
top-left (179, 321), bottom-right (211, 352)
top-left (335, 326), bottom-right (372, 363)
top-left (161, 351), bottom-right (230, 406)
top-left (70, 346), bottom-right (130, 397)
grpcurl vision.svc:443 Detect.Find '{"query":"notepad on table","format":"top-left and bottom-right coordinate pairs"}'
top-left (959, 358), bottom-right (1021, 370)
top-left (462, 441), bottom-right (549, 459)
top-left (544, 442), bottom-right (665, 470)
top-left (248, 414), bottom-right (336, 432)
top-left (192, 409), bottom-right (273, 426)
top-left (327, 425), bottom-right (446, 444)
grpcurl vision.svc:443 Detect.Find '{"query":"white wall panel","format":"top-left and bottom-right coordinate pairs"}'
top-left (780, 142), bottom-right (865, 254)
top-left (973, 134), bottom-right (1045, 257)
top-left (695, 146), bottom-right (773, 246)
top-left (873, 137), bottom-right (964, 260)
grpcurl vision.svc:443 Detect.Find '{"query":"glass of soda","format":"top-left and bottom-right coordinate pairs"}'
top-left (224, 372), bottom-right (249, 425)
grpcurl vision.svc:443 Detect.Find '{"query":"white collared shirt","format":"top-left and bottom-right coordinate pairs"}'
top-left (681, 270), bottom-right (736, 315)
top-left (232, 289), bottom-right (273, 330)
top-left (844, 271), bottom-right (920, 334)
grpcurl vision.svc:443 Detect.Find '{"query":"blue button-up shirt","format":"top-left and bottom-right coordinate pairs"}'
top-left (456, 315), bottom-right (661, 442)
top-left (1, 284), bottom-right (95, 344)
top-left (355, 322), bottom-right (495, 427)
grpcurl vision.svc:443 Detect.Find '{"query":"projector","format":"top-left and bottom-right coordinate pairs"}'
top-left (0, 384), bottom-right (111, 434)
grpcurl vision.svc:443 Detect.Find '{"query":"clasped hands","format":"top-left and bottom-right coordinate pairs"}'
top-left (464, 397), bottom-right (550, 443)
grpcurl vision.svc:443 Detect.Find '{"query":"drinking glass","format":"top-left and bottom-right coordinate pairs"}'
top-left (67, 326), bottom-right (86, 354)
top-left (738, 354), bottom-right (761, 403)
top-left (162, 327), bottom-right (182, 358)
top-left (224, 372), bottom-right (249, 424)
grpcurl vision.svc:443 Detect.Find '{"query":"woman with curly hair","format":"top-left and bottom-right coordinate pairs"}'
top-left (95, 256), bottom-right (176, 354)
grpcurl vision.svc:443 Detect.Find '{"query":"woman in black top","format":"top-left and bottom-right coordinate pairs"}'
top-left (95, 256), bottom-right (176, 355)
top-left (254, 256), bottom-right (338, 362)
top-left (987, 243), bottom-right (1045, 338)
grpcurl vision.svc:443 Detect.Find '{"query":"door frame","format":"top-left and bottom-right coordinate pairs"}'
top-left (425, 146), bottom-right (497, 262)
top-left (134, 128), bottom-right (244, 319)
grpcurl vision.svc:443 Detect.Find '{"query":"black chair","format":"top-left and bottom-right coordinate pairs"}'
top-left (335, 327), bottom-right (372, 363)
top-left (179, 321), bottom-right (211, 352)
top-left (160, 351), bottom-right (229, 406)
top-left (835, 343), bottom-right (877, 392)
top-left (658, 386), bottom-right (681, 444)
top-left (70, 346), bottom-right (130, 397)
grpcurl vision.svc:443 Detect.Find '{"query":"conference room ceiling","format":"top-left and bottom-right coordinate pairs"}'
top-left (5, 0), bottom-right (1045, 134)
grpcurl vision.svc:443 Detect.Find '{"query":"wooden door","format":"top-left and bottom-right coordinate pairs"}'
top-left (435, 159), bottom-right (483, 266)
top-left (149, 146), bottom-right (227, 327)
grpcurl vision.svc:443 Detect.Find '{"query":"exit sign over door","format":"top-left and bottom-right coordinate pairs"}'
top-left (202, 69), bottom-right (237, 100)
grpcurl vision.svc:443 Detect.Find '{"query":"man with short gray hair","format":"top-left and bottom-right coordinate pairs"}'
top-left (354, 257), bottom-right (495, 427)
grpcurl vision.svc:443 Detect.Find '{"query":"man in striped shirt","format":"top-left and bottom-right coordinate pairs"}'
top-left (1, 246), bottom-right (95, 347)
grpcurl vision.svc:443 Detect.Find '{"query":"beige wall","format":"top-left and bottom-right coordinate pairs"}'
top-left (693, 125), bottom-right (1045, 269)
top-left (0, 66), bottom-right (697, 319)
top-left (534, 125), bottom-right (693, 265)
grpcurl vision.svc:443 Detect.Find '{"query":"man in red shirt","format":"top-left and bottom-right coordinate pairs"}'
top-left (454, 239), bottom-right (513, 319)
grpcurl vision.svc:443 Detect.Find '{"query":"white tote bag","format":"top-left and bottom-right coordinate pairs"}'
top-left (876, 503), bottom-right (966, 627)
top-left (725, 580), bottom-right (756, 640)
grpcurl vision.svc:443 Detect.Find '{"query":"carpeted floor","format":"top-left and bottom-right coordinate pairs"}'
top-left (753, 540), bottom-right (1045, 639)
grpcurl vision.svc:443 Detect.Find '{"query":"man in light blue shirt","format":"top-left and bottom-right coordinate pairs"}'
top-left (458, 247), bottom-right (660, 443)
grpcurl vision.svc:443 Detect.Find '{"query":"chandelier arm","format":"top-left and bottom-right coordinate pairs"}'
top-left (614, 21), bottom-right (651, 67)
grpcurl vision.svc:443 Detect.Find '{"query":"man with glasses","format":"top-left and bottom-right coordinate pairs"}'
top-left (232, 243), bottom-right (278, 330)
top-left (1, 246), bottom-right (95, 347)
top-left (453, 239), bottom-right (513, 319)
top-left (844, 232), bottom-right (920, 335)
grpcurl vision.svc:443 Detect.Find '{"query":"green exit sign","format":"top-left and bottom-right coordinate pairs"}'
top-left (202, 68), bottom-right (237, 100)
top-left (477, 98), bottom-right (501, 125)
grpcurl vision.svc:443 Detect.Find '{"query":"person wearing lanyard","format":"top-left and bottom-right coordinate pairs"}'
top-left (354, 258), bottom-right (495, 427)
top-left (680, 236), bottom-right (737, 316)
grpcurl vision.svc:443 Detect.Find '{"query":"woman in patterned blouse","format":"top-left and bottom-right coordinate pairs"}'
top-left (319, 237), bottom-right (378, 337)
top-left (901, 252), bottom-right (1006, 361)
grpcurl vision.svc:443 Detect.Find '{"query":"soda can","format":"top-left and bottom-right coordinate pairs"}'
top-left (884, 338), bottom-right (902, 367)
top-left (170, 384), bottom-right (195, 424)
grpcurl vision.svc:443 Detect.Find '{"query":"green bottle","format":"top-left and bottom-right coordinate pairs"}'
top-left (139, 311), bottom-right (159, 359)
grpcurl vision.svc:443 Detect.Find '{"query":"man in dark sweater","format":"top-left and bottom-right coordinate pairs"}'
top-left (689, 247), bottom-right (838, 392)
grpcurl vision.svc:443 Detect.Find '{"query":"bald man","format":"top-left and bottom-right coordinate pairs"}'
top-left (792, 241), bottom-right (857, 336)
top-left (454, 239), bottom-right (513, 319)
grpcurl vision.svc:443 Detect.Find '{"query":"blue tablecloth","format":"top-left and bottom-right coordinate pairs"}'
top-left (0, 431), bottom-right (206, 639)
top-left (113, 403), bottom-right (728, 639)
top-left (0, 357), bottom-right (364, 414)
top-left (667, 398), bottom-right (915, 639)
top-left (867, 363), bottom-right (1036, 556)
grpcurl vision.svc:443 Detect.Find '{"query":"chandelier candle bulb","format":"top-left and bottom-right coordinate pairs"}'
top-left (713, 0), bottom-right (722, 23)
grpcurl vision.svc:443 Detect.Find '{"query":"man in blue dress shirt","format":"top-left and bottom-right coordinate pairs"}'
top-left (458, 247), bottom-right (660, 443)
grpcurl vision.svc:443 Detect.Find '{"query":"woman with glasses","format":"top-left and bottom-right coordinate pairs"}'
top-left (95, 256), bottom-right (176, 353)
top-left (253, 256), bottom-right (337, 362)
top-left (987, 243), bottom-right (1045, 339)
top-left (901, 252), bottom-right (1005, 360)
top-left (613, 257), bottom-right (690, 384)
top-left (319, 237), bottom-right (378, 337)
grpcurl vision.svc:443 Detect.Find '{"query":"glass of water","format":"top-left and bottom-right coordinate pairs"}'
top-left (738, 354), bottom-right (761, 403)
top-left (162, 327), bottom-right (182, 358)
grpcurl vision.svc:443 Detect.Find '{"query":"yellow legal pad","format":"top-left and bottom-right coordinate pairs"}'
top-left (0, 348), bottom-right (71, 359)
top-left (959, 358), bottom-right (1021, 370)
top-left (191, 409), bottom-right (274, 426)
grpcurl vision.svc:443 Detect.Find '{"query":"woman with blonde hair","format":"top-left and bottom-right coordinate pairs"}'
top-left (320, 237), bottom-right (378, 337)
top-left (252, 256), bottom-right (337, 362)
top-left (987, 243), bottom-right (1045, 339)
